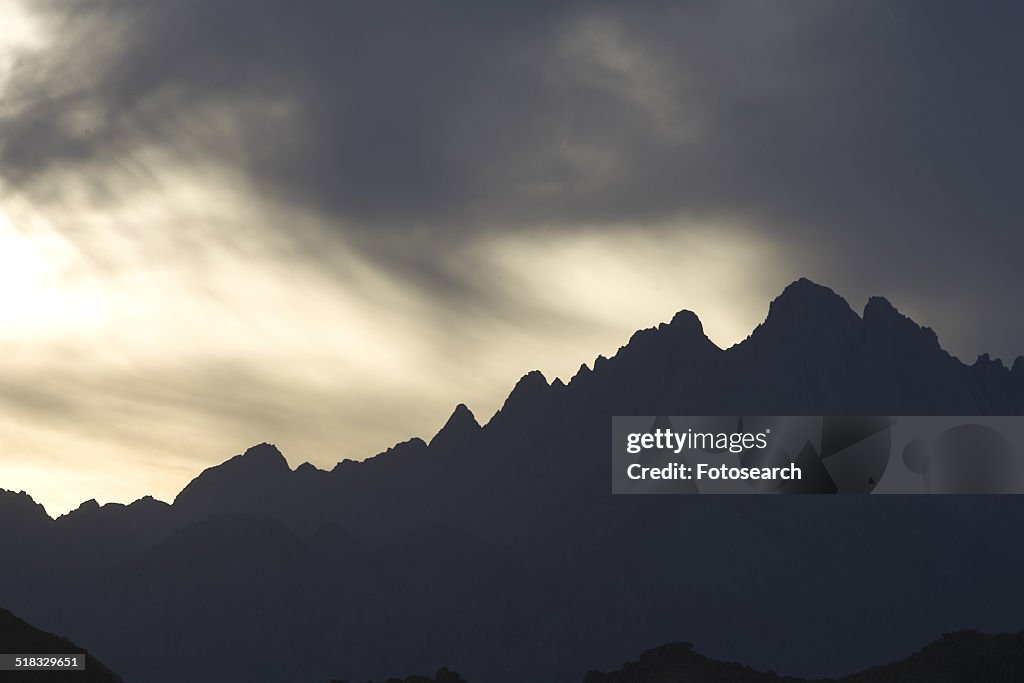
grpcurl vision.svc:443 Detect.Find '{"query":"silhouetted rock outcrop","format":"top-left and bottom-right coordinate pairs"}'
top-left (428, 404), bottom-right (481, 450)
top-left (489, 369), bottom-right (552, 429)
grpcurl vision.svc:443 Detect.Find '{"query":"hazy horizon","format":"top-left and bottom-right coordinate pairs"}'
top-left (6, 278), bottom-right (1013, 518)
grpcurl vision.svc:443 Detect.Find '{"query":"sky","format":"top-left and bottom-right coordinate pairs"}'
top-left (1, 1), bottom-right (1021, 516)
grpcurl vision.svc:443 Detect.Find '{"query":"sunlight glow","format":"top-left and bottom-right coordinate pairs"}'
top-left (0, 206), bottom-right (108, 334)
top-left (0, 0), bottom-right (48, 95)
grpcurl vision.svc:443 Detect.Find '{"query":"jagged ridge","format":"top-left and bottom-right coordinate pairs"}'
top-left (2, 278), bottom-right (1023, 683)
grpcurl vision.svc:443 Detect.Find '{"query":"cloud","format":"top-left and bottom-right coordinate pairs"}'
top-left (0, 165), bottom-right (796, 515)
top-left (0, 1), bottom-right (1022, 513)
top-left (1, 3), bottom-right (1019, 323)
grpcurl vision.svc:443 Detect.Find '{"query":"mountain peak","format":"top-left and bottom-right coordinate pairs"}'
top-left (240, 442), bottom-right (289, 467)
top-left (863, 294), bottom-right (898, 316)
top-left (489, 370), bottom-right (551, 426)
top-left (569, 362), bottom-right (593, 388)
top-left (126, 495), bottom-right (171, 515)
top-left (429, 403), bottom-right (481, 449)
top-left (773, 278), bottom-right (854, 315)
top-left (172, 442), bottom-right (291, 512)
top-left (230, 442), bottom-right (292, 475)
top-left (863, 294), bottom-right (942, 351)
top-left (662, 309), bottom-right (703, 336)
top-left (505, 370), bottom-right (548, 403)
top-left (974, 353), bottom-right (1006, 370)
top-left (450, 402), bottom-right (477, 425)
top-left (863, 295), bottom-right (918, 327)
top-left (620, 308), bottom-right (716, 361)
top-left (0, 489), bottom-right (51, 525)
top-left (753, 278), bottom-right (860, 341)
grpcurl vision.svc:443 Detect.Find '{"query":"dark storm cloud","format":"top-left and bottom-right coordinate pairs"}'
top-left (2, 0), bottom-right (1023, 357)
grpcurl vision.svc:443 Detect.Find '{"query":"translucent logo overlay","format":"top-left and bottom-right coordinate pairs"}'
top-left (612, 416), bottom-right (1024, 494)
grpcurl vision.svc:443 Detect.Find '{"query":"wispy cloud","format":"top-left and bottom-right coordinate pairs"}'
top-left (0, 0), bottom-right (1021, 514)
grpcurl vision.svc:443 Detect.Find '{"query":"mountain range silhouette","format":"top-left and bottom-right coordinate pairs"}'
top-left (1, 279), bottom-right (1022, 683)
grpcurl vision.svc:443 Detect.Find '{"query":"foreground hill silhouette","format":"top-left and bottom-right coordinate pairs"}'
top-left (582, 630), bottom-right (1024, 683)
top-left (0, 607), bottom-right (123, 682)
top-left (335, 629), bottom-right (1024, 682)
top-left (330, 667), bottom-right (469, 683)
top-left (4, 606), bottom-right (1021, 683)
top-left (1, 279), bottom-right (1022, 683)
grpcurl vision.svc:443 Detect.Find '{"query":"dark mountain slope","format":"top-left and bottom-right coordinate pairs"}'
top-left (845, 630), bottom-right (1024, 683)
top-left (0, 607), bottom-right (124, 682)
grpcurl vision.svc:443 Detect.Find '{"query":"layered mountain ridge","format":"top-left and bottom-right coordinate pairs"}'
top-left (12, 279), bottom-right (1022, 528)
top-left (2, 279), bottom-right (1023, 683)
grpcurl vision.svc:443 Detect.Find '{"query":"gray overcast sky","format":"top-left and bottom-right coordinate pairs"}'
top-left (1, 0), bottom-right (1021, 514)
